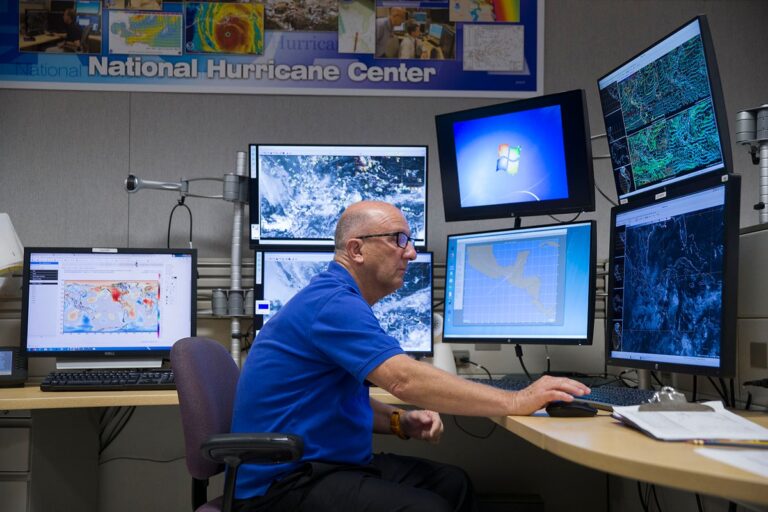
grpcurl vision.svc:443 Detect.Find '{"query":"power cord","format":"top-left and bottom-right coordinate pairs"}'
top-left (167, 197), bottom-right (193, 249)
top-left (452, 359), bottom-right (497, 439)
top-left (514, 344), bottom-right (533, 381)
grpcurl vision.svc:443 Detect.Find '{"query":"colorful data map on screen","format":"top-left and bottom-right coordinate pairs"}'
top-left (108, 11), bottom-right (183, 55)
top-left (63, 280), bottom-right (160, 334)
top-left (185, 2), bottom-right (264, 55)
top-left (460, 236), bottom-right (566, 325)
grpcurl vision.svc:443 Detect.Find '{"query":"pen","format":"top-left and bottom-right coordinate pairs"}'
top-left (691, 439), bottom-right (768, 449)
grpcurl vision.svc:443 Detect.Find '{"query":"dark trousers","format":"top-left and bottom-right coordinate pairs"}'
top-left (234, 453), bottom-right (479, 512)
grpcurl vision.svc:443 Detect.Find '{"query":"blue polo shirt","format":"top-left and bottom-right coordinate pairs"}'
top-left (231, 261), bottom-right (404, 499)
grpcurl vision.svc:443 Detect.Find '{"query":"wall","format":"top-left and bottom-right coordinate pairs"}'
top-left (1, 1), bottom-right (767, 511)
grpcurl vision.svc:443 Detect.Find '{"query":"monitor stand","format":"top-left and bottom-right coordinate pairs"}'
top-left (56, 358), bottom-right (163, 370)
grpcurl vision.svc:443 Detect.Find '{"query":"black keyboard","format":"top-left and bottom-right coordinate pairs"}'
top-left (478, 374), bottom-right (657, 410)
top-left (40, 368), bottom-right (176, 391)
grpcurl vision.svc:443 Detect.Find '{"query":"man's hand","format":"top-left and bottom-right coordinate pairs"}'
top-left (511, 376), bottom-right (591, 416)
top-left (401, 410), bottom-right (443, 444)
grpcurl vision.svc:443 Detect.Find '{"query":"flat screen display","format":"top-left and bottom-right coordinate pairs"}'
top-left (249, 144), bottom-right (428, 249)
top-left (255, 251), bottom-right (433, 355)
top-left (436, 89), bottom-right (594, 221)
top-left (606, 174), bottom-right (740, 376)
top-left (21, 248), bottom-right (196, 360)
top-left (597, 15), bottom-right (732, 202)
top-left (443, 221), bottom-right (595, 345)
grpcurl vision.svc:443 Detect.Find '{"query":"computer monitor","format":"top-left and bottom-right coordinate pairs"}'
top-left (51, 0), bottom-right (75, 12)
top-left (75, 0), bottom-right (101, 14)
top-left (597, 15), bottom-right (732, 202)
top-left (76, 14), bottom-right (100, 32)
top-left (21, 248), bottom-right (197, 369)
top-left (436, 89), bottom-right (595, 222)
top-left (443, 221), bottom-right (596, 345)
top-left (427, 23), bottom-right (443, 42)
top-left (606, 173), bottom-right (740, 377)
top-left (249, 144), bottom-right (428, 249)
top-left (411, 12), bottom-right (427, 23)
top-left (439, 25), bottom-right (455, 59)
top-left (25, 10), bottom-right (47, 37)
top-left (254, 251), bottom-right (434, 355)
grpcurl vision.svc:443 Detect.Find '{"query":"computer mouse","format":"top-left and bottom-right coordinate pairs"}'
top-left (546, 400), bottom-right (598, 418)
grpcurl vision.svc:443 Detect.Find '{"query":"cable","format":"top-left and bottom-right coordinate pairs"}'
top-left (695, 493), bottom-right (705, 512)
top-left (544, 345), bottom-right (551, 374)
top-left (591, 133), bottom-right (607, 140)
top-left (706, 377), bottom-right (729, 405)
top-left (651, 484), bottom-right (662, 511)
top-left (596, 183), bottom-right (619, 206)
top-left (650, 371), bottom-right (664, 387)
top-left (465, 360), bottom-right (492, 382)
top-left (547, 211), bottom-right (583, 224)
top-left (452, 415), bottom-right (497, 439)
top-left (719, 377), bottom-right (731, 407)
top-left (167, 197), bottom-right (193, 249)
top-left (637, 481), bottom-right (649, 512)
top-left (432, 300), bottom-right (445, 309)
top-left (514, 344), bottom-right (532, 381)
top-left (729, 378), bottom-right (735, 409)
top-left (100, 406), bottom-right (136, 455)
top-left (693, 376), bottom-right (698, 403)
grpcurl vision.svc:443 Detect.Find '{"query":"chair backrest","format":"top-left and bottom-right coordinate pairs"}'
top-left (79, 25), bottom-right (92, 53)
top-left (171, 337), bottom-right (240, 480)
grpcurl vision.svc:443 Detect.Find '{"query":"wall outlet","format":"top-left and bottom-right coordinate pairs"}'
top-left (453, 350), bottom-right (470, 366)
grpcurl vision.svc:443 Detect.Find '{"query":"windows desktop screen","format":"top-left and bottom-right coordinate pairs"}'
top-left (453, 105), bottom-right (568, 209)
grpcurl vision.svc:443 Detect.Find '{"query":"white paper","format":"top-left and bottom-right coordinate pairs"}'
top-left (612, 401), bottom-right (768, 441)
top-left (696, 448), bottom-right (768, 479)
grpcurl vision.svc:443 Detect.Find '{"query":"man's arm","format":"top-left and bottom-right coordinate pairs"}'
top-left (367, 354), bottom-right (590, 417)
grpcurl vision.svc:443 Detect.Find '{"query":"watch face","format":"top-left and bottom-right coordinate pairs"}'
top-left (0, 351), bottom-right (12, 376)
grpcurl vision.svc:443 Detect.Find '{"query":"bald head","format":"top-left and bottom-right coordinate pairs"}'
top-left (389, 7), bottom-right (406, 25)
top-left (334, 200), bottom-right (396, 251)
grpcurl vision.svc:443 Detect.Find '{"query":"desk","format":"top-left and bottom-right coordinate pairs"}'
top-left (0, 384), bottom-right (177, 410)
top-left (19, 33), bottom-right (64, 51)
top-left (2, 385), bottom-right (767, 506)
top-left (373, 388), bottom-right (768, 505)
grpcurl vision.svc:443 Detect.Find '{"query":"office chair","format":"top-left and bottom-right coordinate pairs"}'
top-left (78, 24), bottom-right (92, 53)
top-left (171, 337), bottom-right (303, 512)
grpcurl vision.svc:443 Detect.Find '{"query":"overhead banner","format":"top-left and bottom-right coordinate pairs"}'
top-left (1, 0), bottom-right (543, 97)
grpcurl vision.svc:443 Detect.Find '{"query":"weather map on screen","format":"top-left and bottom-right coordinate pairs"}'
top-left (258, 252), bottom-right (433, 354)
top-left (251, 144), bottom-right (428, 247)
top-left (609, 183), bottom-right (733, 368)
top-left (63, 280), bottom-right (159, 334)
top-left (597, 17), bottom-right (730, 200)
top-left (108, 11), bottom-right (183, 55)
top-left (185, 2), bottom-right (264, 55)
top-left (443, 221), bottom-right (595, 345)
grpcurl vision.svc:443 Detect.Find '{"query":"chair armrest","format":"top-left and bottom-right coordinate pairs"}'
top-left (200, 433), bottom-right (303, 467)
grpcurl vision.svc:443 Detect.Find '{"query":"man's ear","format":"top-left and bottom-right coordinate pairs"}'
top-left (346, 238), bottom-right (365, 264)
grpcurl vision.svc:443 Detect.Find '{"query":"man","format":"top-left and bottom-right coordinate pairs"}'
top-left (232, 200), bottom-right (590, 511)
top-left (49, 9), bottom-right (82, 52)
top-left (398, 20), bottom-right (423, 59)
top-left (375, 7), bottom-right (406, 58)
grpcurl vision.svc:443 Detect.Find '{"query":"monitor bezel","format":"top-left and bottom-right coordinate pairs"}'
top-left (254, 248), bottom-right (435, 356)
top-left (605, 173), bottom-right (740, 377)
top-left (249, 143), bottom-right (429, 250)
top-left (442, 220), bottom-right (597, 346)
top-left (435, 89), bottom-right (595, 222)
top-left (597, 15), bottom-right (733, 203)
top-left (20, 247), bottom-right (197, 360)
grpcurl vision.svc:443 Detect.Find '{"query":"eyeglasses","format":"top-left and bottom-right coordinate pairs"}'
top-left (357, 232), bottom-right (422, 249)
